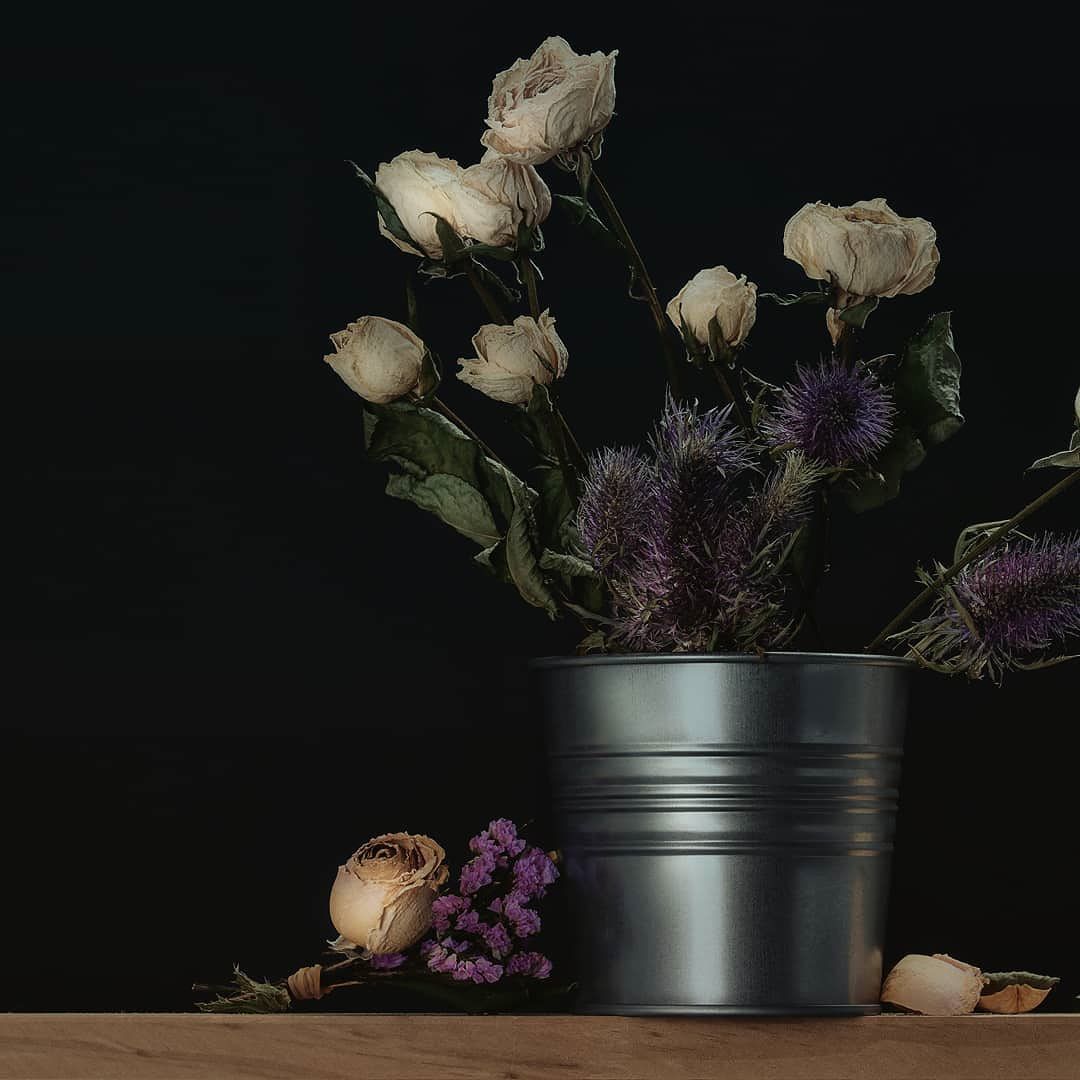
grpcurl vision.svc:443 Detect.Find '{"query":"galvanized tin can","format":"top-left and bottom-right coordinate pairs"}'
top-left (532, 652), bottom-right (910, 1015)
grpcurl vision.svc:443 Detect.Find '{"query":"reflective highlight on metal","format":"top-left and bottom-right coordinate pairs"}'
top-left (532, 653), bottom-right (910, 1015)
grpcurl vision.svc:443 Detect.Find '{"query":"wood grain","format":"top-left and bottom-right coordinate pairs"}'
top-left (1, 1014), bottom-right (1078, 1080)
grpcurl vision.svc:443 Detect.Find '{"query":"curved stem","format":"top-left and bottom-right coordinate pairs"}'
top-left (865, 467), bottom-right (1080, 652)
top-left (465, 263), bottom-right (510, 325)
top-left (588, 169), bottom-right (685, 399)
top-left (519, 256), bottom-right (541, 319)
top-left (428, 397), bottom-right (509, 470)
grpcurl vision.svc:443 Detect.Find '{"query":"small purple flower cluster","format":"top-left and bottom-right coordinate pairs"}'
top-left (421, 819), bottom-right (557, 985)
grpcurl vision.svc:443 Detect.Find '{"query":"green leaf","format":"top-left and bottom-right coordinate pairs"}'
top-left (576, 630), bottom-right (607, 654)
top-left (349, 161), bottom-right (419, 253)
top-left (841, 425), bottom-right (928, 513)
top-left (433, 215), bottom-right (466, 262)
top-left (363, 401), bottom-right (519, 528)
top-left (838, 296), bottom-right (879, 327)
top-left (983, 972), bottom-right (1060, 994)
top-left (552, 194), bottom-right (627, 256)
top-left (385, 472), bottom-right (501, 546)
top-left (760, 290), bottom-right (830, 306)
top-left (951, 519), bottom-right (1011, 563)
top-left (842, 313), bottom-right (963, 513)
top-left (505, 503), bottom-right (560, 618)
top-left (539, 550), bottom-right (599, 579)
top-left (894, 311), bottom-right (964, 446)
top-left (474, 540), bottom-right (511, 583)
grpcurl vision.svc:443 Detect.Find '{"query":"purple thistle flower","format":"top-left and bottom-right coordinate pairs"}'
top-left (506, 951), bottom-right (553, 979)
top-left (894, 532), bottom-right (1080, 683)
top-left (369, 952), bottom-right (407, 971)
top-left (512, 846), bottom-right (560, 900)
top-left (764, 361), bottom-right (894, 466)
top-left (577, 445), bottom-right (655, 576)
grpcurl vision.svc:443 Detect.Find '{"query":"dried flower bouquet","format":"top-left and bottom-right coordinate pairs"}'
top-left (324, 35), bottom-right (1079, 682)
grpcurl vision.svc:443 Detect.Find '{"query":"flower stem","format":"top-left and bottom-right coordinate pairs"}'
top-left (429, 396), bottom-right (510, 470)
top-left (865, 466), bottom-right (1080, 652)
top-left (465, 263), bottom-right (510, 325)
top-left (588, 169), bottom-right (685, 399)
top-left (519, 256), bottom-right (541, 320)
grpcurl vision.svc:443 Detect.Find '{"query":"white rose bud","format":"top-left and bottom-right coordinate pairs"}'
top-left (454, 157), bottom-right (552, 248)
top-left (329, 832), bottom-right (448, 954)
top-left (457, 310), bottom-right (569, 404)
top-left (324, 316), bottom-right (427, 404)
top-left (374, 150), bottom-right (463, 259)
top-left (783, 197), bottom-right (940, 300)
top-left (481, 36), bottom-right (618, 165)
top-left (666, 267), bottom-right (757, 349)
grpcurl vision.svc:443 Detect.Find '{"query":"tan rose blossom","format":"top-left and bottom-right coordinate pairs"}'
top-left (375, 151), bottom-right (462, 259)
top-left (324, 316), bottom-right (428, 405)
top-left (457, 310), bottom-right (569, 405)
top-left (666, 266), bottom-right (757, 349)
top-left (783, 197), bottom-right (939, 301)
top-left (328, 832), bottom-right (448, 954)
top-left (880, 953), bottom-right (987, 1015)
top-left (480, 36), bottom-right (617, 165)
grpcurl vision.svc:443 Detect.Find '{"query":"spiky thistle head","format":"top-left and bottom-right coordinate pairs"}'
top-left (764, 360), bottom-right (895, 467)
top-left (893, 532), bottom-right (1080, 683)
top-left (576, 446), bottom-right (654, 576)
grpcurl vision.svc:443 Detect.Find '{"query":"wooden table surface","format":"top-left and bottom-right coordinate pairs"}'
top-left (1, 1013), bottom-right (1078, 1079)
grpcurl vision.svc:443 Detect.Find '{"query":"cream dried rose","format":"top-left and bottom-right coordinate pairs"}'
top-left (457, 310), bottom-right (568, 404)
top-left (480, 36), bottom-right (617, 165)
top-left (324, 316), bottom-right (428, 405)
top-left (666, 267), bottom-right (757, 349)
top-left (375, 150), bottom-right (550, 256)
top-left (329, 832), bottom-right (448, 954)
top-left (455, 156), bottom-right (552, 248)
top-left (375, 151), bottom-right (463, 259)
top-left (783, 197), bottom-right (939, 301)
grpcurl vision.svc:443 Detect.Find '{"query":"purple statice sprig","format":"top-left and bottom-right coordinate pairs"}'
top-left (419, 818), bottom-right (557, 985)
top-left (763, 360), bottom-right (895, 467)
top-left (891, 532), bottom-right (1080, 683)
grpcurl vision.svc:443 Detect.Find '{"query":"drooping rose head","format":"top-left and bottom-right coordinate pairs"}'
top-left (456, 311), bottom-right (569, 404)
top-left (783, 197), bottom-right (939, 301)
top-left (481, 36), bottom-right (617, 165)
top-left (329, 832), bottom-right (448, 954)
top-left (455, 156), bottom-right (552, 248)
top-left (374, 151), bottom-right (464, 259)
top-left (324, 316), bottom-right (427, 404)
top-left (666, 267), bottom-right (757, 349)
top-left (373, 150), bottom-right (550, 257)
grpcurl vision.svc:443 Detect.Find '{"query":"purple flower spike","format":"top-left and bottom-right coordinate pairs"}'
top-left (480, 921), bottom-right (513, 959)
top-left (486, 818), bottom-right (527, 857)
top-left (455, 909), bottom-right (482, 934)
top-left (764, 360), bottom-right (894, 466)
top-left (894, 532), bottom-right (1080, 683)
top-left (431, 894), bottom-right (470, 933)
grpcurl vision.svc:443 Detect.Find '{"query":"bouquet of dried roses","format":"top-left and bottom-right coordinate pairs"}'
top-left (324, 35), bottom-right (1079, 681)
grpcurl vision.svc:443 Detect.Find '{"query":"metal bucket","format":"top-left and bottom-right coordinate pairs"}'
top-left (533, 652), bottom-right (910, 1015)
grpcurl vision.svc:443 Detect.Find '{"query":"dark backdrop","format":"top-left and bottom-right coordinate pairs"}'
top-left (3, 8), bottom-right (1078, 1011)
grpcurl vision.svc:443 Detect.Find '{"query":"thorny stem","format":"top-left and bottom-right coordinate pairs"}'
top-left (865, 466), bottom-right (1080, 652)
top-left (588, 169), bottom-right (685, 399)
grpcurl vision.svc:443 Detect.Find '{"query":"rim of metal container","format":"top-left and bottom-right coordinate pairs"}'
top-left (529, 651), bottom-right (915, 669)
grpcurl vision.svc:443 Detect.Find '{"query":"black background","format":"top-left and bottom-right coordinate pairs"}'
top-left (3, 8), bottom-right (1078, 1012)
